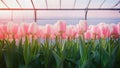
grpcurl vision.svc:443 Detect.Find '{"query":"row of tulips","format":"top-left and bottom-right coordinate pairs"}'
top-left (0, 20), bottom-right (120, 40)
top-left (0, 20), bottom-right (120, 68)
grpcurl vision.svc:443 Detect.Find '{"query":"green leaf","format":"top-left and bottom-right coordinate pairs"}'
top-left (52, 51), bottom-right (62, 68)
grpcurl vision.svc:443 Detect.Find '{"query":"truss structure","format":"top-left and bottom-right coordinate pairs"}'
top-left (0, 0), bottom-right (120, 22)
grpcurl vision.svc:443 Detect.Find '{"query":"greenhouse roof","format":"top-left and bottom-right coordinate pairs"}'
top-left (0, 0), bottom-right (119, 10)
top-left (0, 0), bottom-right (120, 23)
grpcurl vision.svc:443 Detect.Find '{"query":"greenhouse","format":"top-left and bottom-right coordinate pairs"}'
top-left (0, 0), bottom-right (120, 68)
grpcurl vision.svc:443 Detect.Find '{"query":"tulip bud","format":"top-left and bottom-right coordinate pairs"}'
top-left (55, 20), bottom-right (66, 33)
top-left (28, 22), bottom-right (38, 35)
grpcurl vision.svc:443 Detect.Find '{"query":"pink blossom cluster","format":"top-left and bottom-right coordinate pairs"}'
top-left (0, 20), bottom-right (120, 40)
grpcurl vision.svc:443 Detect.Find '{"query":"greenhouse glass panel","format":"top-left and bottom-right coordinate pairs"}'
top-left (13, 10), bottom-right (34, 23)
top-left (102, 0), bottom-right (119, 8)
top-left (61, 0), bottom-right (74, 8)
top-left (37, 10), bottom-right (85, 25)
top-left (18, 0), bottom-right (33, 8)
top-left (33, 0), bottom-right (46, 8)
top-left (3, 0), bottom-right (20, 8)
top-left (88, 0), bottom-right (105, 8)
top-left (0, 1), bottom-right (7, 8)
top-left (47, 0), bottom-right (59, 8)
top-left (75, 0), bottom-right (89, 8)
top-left (0, 10), bottom-right (11, 23)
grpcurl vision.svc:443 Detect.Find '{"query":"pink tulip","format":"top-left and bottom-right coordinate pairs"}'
top-left (55, 20), bottom-right (66, 33)
top-left (89, 25), bottom-right (98, 34)
top-left (12, 24), bottom-right (19, 34)
top-left (117, 23), bottom-right (120, 35)
top-left (90, 25), bottom-right (101, 39)
top-left (0, 24), bottom-right (7, 34)
top-left (110, 23), bottom-right (119, 38)
top-left (45, 24), bottom-right (52, 36)
top-left (7, 21), bottom-right (14, 34)
top-left (14, 27), bottom-right (23, 39)
top-left (36, 26), bottom-right (42, 38)
top-left (77, 20), bottom-right (88, 34)
top-left (53, 24), bottom-right (59, 36)
top-left (7, 22), bottom-right (17, 33)
top-left (40, 26), bottom-right (47, 39)
top-left (84, 30), bottom-right (91, 40)
top-left (21, 23), bottom-right (29, 35)
top-left (50, 33), bottom-right (56, 39)
top-left (28, 22), bottom-right (38, 35)
top-left (0, 30), bottom-right (4, 39)
top-left (0, 24), bottom-right (8, 39)
top-left (6, 22), bottom-right (19, 39)
top-left (61, 33), bottom-right (67, 39)
top-left (98, 23), bottom-right (111, 38)
top-left (110, 24), bottom-right (118, 34)
top-left (44, 24), bottom-right (56, 39)
top-left (66, 25), bottom-right (77, 39)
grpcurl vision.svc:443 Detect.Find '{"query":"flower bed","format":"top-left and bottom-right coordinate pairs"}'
top-left (0, 20), bottom-right (120, 68)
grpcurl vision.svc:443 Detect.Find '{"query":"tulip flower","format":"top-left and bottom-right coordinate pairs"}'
top-left (98, 23), bottom-right (111, 39)
top-left (7, 22), bottom-right (19, 39)
top-left (14, 27), bottom-right (23, 39)
top-left (66, 25), bottom-right (77, 40)
top-left (21, 23), bottom-right (29, 35)
top-left (89, 25), bottom-right (101, 39)
top-left (40, 26), bottom-right (47, 39)
top-left (0, 30), bottom-right (4, 39)
top-left (28, 22), bottom-right (38, 35)
top-left (77, 20), bottom-right (88, 34)
top-left (0, 24), bottom-right (7, 34)
top-left (117, 23), bottom-right (120, 35)
top-left (84, 30), bottom-right (91, 40)
top-left (36, 26), bottom-right (42, 38)
top-left (110, 23), bottom-right (119, 38)
top-left (7, 21), bottom-right (14, 34)
top-left (55, 20), bottom-right (66, 33)
top-left (61, 33), bottom-right (67, 39)
top-left (45, 24), bottom-right (53, 37)
top-left (12, 24), bottom-right (19, 34)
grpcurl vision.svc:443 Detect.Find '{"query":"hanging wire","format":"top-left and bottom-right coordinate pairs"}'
top-left (85, 0), bottom-right (91, 20)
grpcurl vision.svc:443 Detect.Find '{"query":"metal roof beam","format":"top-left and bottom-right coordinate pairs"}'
top-left (16, 0), bottom-right (22, 8)
top-left (31, 0), bottom-right (37, 22)
top-left (1, 0), bottom-right (9, 8)
top-left (113, 0), bottom-right (120, 8)
top-left (85, 0), bottom-right (91, 20)
top-left (99, 0), bottom-right (106, 8)
top-left (0, 8), bottom-right (119, 10)
top-left (60, 0), bottom-right (61, 9)
top-left (73, 0), bottom-right (76, 8)
top-left (31, 0), bottom-right (35, 9)
top-left (45, 0), bottom-right (48, 8)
